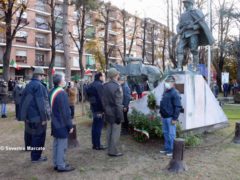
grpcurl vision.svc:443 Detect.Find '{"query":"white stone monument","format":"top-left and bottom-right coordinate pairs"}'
top-left (129, 71), bottom-right (228, 131)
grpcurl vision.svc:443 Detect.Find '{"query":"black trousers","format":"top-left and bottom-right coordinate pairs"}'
top-left (70, 105), bottom-right (75, 119)
top-left (25, 121), bottom-right (47, 161)
top-left (122, 108), bottom-right (129, 131)
top-left (15, 104), bottom-right (20, 119)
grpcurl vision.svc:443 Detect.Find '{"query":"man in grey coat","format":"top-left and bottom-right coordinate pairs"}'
top-left (102, 68), bottom-right (124, 157)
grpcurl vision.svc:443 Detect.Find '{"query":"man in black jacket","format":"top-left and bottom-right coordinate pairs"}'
top-left (86, 72), bottom-right (106, 150)
top-left (19, 67), bottom-right (51, 162)
top-left (159, 76), bottom-right (182, 157)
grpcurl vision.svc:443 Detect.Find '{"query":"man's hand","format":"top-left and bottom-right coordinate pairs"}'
top-left (123, 107), bottom-right (128, 112)
top-left (171, 120), bottom-right (178, 125)
top-left (69, 128), bottom-right (74, 134)
top-left (42, 121), bottom-right (47, 125)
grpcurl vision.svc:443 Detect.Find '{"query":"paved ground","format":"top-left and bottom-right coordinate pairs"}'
top-left (0, 104), bottom-right (239, 180)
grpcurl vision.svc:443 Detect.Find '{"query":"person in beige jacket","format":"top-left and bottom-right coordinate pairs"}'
top-left (66, 81), bottom-right (77, 119)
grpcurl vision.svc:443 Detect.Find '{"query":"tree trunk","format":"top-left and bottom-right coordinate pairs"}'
top-left (129, 17), bottom-right (137, 57)
top-left (79, 7), bottom-right (86, 79)
top-left (63, 0), bottom-right (71, 81)
top-left (48, 0), bottom-right (56, 89)
top-left (122, 11), bottom-right (126, 65)
top-left (162, 29), bottom-right (166, 71)
top-left (104, 10), bottom-right (109, 76)
top-left (142, 18), bottom-right (146, 62)
top-left (151, 25), bottom-right (155, 65)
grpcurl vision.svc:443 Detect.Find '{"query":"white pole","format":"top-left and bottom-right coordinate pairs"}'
top-left (207, 0), bottom-right (211, 85)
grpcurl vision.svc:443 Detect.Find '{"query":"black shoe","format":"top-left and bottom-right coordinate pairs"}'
top-left (1, 115), bottom-right (7, 118)
top-left (54, 164), bottom-right (70, 171)
top-left (93, 145), bottom-right (107, 150)
top-left (32, 156), bottom-right (47, 163)
top-left (108, 153), bottom-right (123, 157)
top-left (57, 165), bottom-right (75, 173)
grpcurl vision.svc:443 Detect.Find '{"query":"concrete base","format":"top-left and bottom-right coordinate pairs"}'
top-left (129, 71), bottom-right (228, 131)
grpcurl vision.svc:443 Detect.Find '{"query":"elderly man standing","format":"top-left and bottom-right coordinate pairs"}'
top-left (159, 76), bottom-right (182, 157)
top-left (50, 74), bottom-right (74, 172)
top-left (103, 68), bottom-right (124, 157)
top-left (19, 67), bottom-right (51, 162)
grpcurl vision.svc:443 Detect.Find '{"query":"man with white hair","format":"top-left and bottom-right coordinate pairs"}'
top-left (102, 68), bottom-right (124, 157)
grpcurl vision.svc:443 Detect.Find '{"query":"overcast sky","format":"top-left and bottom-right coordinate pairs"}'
top-left (104, 0), bottom-right (240, 35)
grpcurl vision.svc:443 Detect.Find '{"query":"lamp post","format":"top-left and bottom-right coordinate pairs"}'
top-left (207, 0), bottom-right (212, 85)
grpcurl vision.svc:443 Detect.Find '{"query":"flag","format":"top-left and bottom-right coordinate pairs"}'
top-left (84, 69), bottom-right (91, 75)
top-left (10, 59), bottom-right (20, 70)
top-left (52, 67), bottom-right (55, 75)
top-left (10, 59), bottom-right (17, 68)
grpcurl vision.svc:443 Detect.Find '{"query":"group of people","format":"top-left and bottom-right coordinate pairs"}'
top-left (12, 66), bottom-right (182, 173)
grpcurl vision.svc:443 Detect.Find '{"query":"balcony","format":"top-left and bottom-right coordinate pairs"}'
top-left (16, 17), bottom-right (28, 24)
top-left (35, 59), bottom-right (48, 66)
top-left (16, 56), bottom-right (27, 63)
top-left (35, 4), bottom-right (50, 14)
top-left (56, 44), bottom-right (64, 51)
top-left (35, 21), bottom-right (49, 30)
top-left (35, 40), bottom-right (50, 49)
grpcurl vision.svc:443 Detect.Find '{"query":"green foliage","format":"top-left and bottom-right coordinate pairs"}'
top-left (128, 109), bottom-right (162, 139)
top-left (147, 93), bottom-right (157, 110)
top-left (183, 134), bottom-right (202, 147)
top-left (73, 0), bottom-right (100, 11)
top-left (234, 92), bottom-right (240, 104)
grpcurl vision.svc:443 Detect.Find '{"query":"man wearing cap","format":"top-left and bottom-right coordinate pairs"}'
top-left (159, 76), bottom-right (182, 157)
top-left (85, 72), bottom-right (106, 150)
top-left (176, 0), bottom-right (214, 71)
top-left (102, 68), bottom-right (124, 157)
top-left (19, 67), bottom-right (51, 162)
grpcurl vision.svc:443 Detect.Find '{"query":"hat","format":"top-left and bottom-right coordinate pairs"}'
top-left (108, 68), bottom-right (120, 79)
top-left (33, 67), bottom-right (46, 75)
top-left (165, 75), bottom-right (176, 82)
top-left (182, 0), bottom-right (194, 4)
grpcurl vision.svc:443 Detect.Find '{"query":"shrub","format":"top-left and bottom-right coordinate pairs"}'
top-left (183, 134), bottom-right (202, 147)
top-left (147, 93), bottom-right (157, 110)
top-left (128, 109), bottom-right (162, 141)
top-left (234, 92), bottom-right (240, 103)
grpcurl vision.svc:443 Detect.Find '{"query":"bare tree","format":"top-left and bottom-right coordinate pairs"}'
top-left (97, 2), bottom-right (114, 75)
top-left (117, 10), bottom-right (139, 65)
top-left (0, 0), bottom-right (29, 81)
top-left (69, 0), bottom-right (98, 79)
top-left (212, 0), bottom-right (235, 88)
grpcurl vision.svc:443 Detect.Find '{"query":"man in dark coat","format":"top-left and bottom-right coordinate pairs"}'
top-left (119, 76), bottom-right (131, 135)
top-left (159, 76), bottom-right (182, 157)
top-left (176, 0), bottom-right (214, 71)
top-left (13, 79), bottom-right (25, 119)
top-left (0, 79), bottom-right (8, 118)
top-left (19, 67), bottom-right (51, 162)
top-left (50, 73), bottom-right (74, 172)
top-left (86, 72), bottom-right (106, 150)
top-left (102, 68), bottom-right (124, 157)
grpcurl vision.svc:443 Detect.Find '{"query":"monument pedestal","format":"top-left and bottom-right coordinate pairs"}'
top-left (129, 71), bottom-right (228, 131)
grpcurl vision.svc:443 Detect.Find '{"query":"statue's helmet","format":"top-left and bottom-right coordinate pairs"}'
top-left (182, 0), bottom-right (194, 4)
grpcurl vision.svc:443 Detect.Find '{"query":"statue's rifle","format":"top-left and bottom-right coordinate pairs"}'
top-left (172, 13), bottom-right (208, 44)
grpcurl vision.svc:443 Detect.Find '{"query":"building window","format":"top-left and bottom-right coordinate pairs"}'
top-left (16, 11), bottom-right (27, 24)
top-left (73, 25), bottom-right (79, 36)
top-left (54, 4), bottom-right (63, 17)
top-left (35, 52), bottom-right (45, 66)
top-left (55, 55), bottom-right (64, 67)
top-left (55, 18), bottom-right (63, 32)
top-left (73, 57), bottom-right (79, 67)
top-left (86, 55), bottom-right (95, 69)
top-left (16, 50), bottom-right (27, 63)
top-left (36, 34), bottom-right (49, 48)
top-left (86, 27), bottom-right (95, 39)
top-left (36, 15), bottom-right (49, 30)
top-left (15, 31), bottom-right (28, 43)
top-left (73, 41), bottom-right (80, 51)
top-left (55, 37), bottom-right (63, 50)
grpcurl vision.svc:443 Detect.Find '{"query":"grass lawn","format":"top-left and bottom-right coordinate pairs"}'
top-left (223, 104), bottom-right (240, 120)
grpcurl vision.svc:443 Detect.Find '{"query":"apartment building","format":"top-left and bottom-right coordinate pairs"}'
top-left (0, 1), bottom-right (169, 80)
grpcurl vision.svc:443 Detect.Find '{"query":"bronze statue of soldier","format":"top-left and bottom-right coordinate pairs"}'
top-left (176, 0), bottom-right (214, 71)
